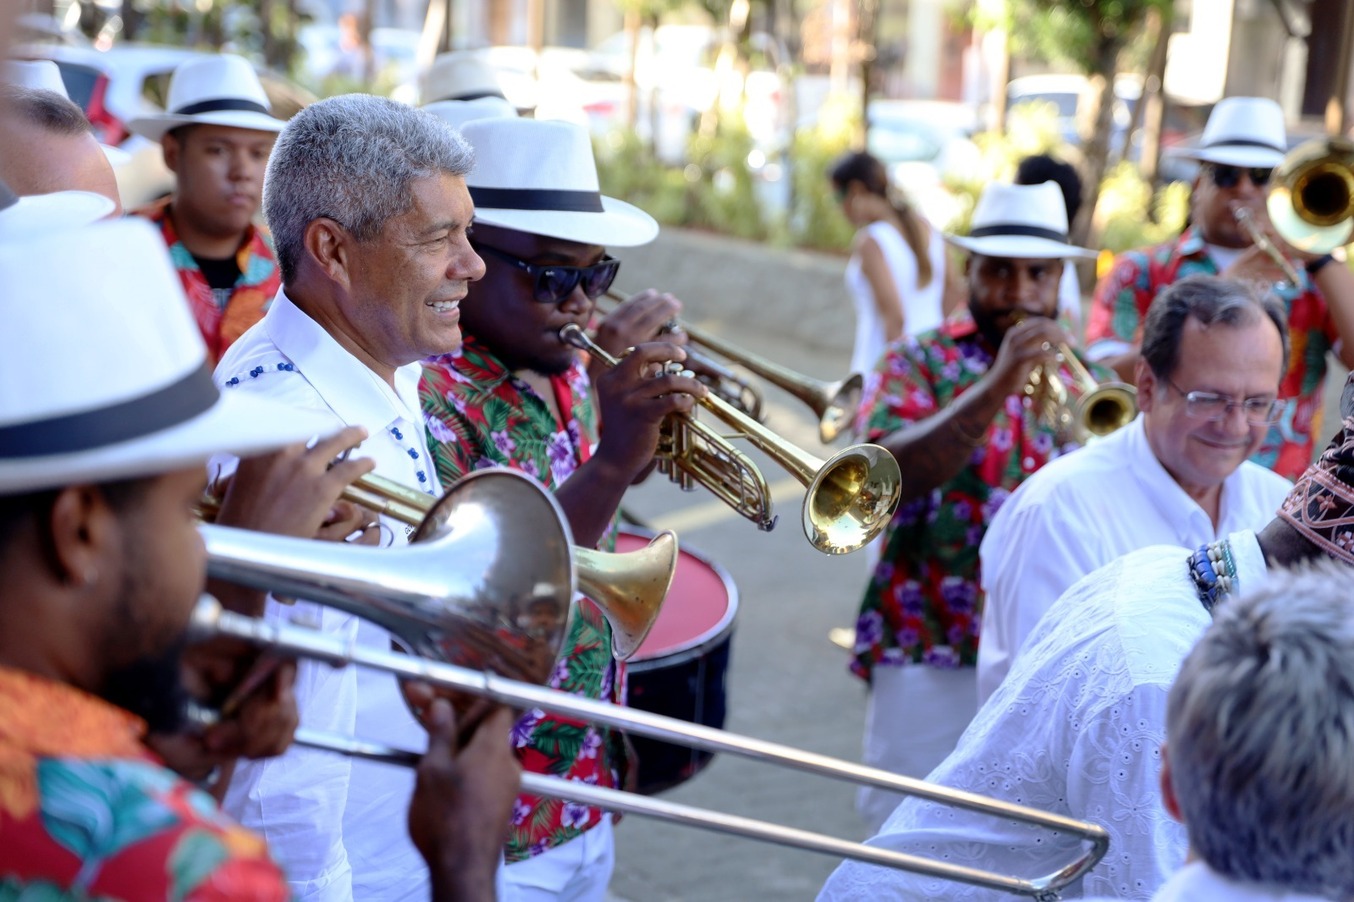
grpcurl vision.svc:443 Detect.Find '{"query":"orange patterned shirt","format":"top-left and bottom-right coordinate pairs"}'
top-left (133, 198), bottom-right (280, 365)
top-left (0, 667), bottom-right (289, 900)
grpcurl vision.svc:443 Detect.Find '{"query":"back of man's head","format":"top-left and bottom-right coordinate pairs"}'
top-left (264, 94), bottom-right (473, 284)
top-left (0, 85), bottom-right (119, 212)
top-left (1167, 561), bottom-right (1354, 898)
top-left (1141, 275), bottom-right (1289, 379)
top-left (1014, 154), bottom-right (1082, 225)
top-left (0, 84), bottom-right (91, 135)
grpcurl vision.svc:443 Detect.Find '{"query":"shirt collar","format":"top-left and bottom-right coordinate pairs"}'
top-left (1130, 414), bottom-right (1253, 533)
top-left (1156, 860), bottom-right (1327, 902)
top-left (1176, 225), bottom-right (1207, 258)
top-left (0, 666), bottom-right (147, 759)
top-left (264, 289), bottom-right (425, 430)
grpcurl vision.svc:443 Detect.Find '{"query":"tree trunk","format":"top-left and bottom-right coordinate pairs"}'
top-left (857, 0), bottom-right (880, 149)
top-left (623, 9), bottom-right (641, 131)
top-left (1135, 5), bottom-right (1172, 183)
top-left (1072, 36), bottom-right (1123, 248)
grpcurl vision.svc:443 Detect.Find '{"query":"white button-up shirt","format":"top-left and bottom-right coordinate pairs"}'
top-left (1082, 860), bottom-right (1332, 902)
top-left (213, 291), bottom-right (439, 902)
top-left (818, 533), bottom-right (1269, 902)
top-left (976, 416), bottom-right (1290, 705)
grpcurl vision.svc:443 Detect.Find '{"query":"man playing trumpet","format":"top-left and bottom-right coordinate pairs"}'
top-left (419, 116), bottom-right (705, 900)
top-left (848, 181), bottom-right (1111, 831)
top-left (1088, 96), bottom-right (1354, 479)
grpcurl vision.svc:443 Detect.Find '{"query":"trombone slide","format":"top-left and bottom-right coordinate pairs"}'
top-left (192, 598), bottom-right (1108, 899)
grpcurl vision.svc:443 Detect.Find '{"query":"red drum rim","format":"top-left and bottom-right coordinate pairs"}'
top-left (616, 526), bottom-right (739, 670)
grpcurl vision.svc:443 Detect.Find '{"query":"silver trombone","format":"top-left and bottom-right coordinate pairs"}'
top-left (197, 525), bottom-right (1109, 899)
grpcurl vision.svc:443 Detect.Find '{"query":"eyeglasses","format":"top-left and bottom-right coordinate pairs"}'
top-left (1163, 374), bottom-right (1283, 426)
top-left (1205, 164), bottom-right (1274, 190)
top-left (473, 243), bottom-right (621, 305)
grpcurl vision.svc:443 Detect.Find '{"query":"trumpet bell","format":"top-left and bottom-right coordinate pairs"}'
top-left (1267, 137), bottom-right (1354, 254)
top-left (818, 373), bottom-right (864, 444)
top-left (805, 444), bottom-right (902, 555)
top-left (575, 530), bottom-right (678, 659)
top-left (1076, 382), bottom-right (1138, 440)
top-left (203, 468), bottom-right (577, 688)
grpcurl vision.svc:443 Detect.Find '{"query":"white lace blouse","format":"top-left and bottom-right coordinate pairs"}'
top-left (817, 533), bottom-right (1269, 901)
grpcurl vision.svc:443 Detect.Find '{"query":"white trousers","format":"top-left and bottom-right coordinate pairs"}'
top-left (856, 664), bottom-right (978, 833)
top-left (499, 819), bottom-right (615, 902)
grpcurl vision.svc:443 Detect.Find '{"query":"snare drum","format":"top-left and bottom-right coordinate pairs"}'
top-left (618, 527), bottom-right (739, 795)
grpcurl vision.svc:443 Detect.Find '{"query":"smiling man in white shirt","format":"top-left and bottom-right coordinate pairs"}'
top-left (976, 276), bottom-right (1293, 704)
top-left (212, 94), bottom-right (485, 901)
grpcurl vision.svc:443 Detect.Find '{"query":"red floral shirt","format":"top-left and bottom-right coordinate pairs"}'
top-left (1087, 226), bottom-right (1337, 479)
top-left (0, 667), bottom-right (289, 900)
top-left (133, 198), bottom-right (280, 365)
top-left (419, 338), bottom-right (626, 863)
top-left (851, 312), bottom-right (1103, 681)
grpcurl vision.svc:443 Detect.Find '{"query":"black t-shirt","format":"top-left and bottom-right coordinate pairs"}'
top-left (193, 253), bottom-right (241, 291)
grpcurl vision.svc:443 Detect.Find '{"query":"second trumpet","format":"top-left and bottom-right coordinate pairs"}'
top-left (561, 323), bottom-right (902, 555)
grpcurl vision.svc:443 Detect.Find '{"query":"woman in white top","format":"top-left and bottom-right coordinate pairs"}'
top-left (829, 151), bottom-right (956, 377)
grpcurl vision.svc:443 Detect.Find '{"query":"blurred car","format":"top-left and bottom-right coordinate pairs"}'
top-left (15, 43), bottom-right (315, 209)
top-left (1006, 73), bottom-right (1141, 159)
top-left (295, 24), bottom-right (424, 103)
top-left (867, 99), bottom-right (982, 229)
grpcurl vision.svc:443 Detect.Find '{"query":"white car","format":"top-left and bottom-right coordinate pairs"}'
top-left (15, 43), bottom-right (314, 209)
top-left (867, 99), bottom-right (983, 229)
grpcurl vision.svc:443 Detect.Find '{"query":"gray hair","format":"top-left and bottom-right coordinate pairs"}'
top-left (1141, 275), bottom-right (1289, 379)
top-left (1167, 561), bottom-right (1354, 898)
top-left (263, 94), bottom-right (473, 283)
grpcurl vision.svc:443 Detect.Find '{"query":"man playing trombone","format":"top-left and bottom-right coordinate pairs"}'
top-left (848, 181), bottom-right (1109, 831)
top-left (1088, 96), bottom-right (1354, 479)
top-left (419, 116), bottom-right (705, 901)
top-left (0, 215), bottom-right (521, 901)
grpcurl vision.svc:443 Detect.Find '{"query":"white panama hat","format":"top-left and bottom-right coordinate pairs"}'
top-left (460, 117), bottom-right (658, 247)
top-left (946, 181), bottom-right (1097, 260)
top-left (421, 51), bottom-right (506, 104)
top-left (127, 54), bottom-right (289, 143)
top-left (0, 218), bottom-right (332, 493)
top-left (0, 180), bottom-right (114, 240)
top-left (3, 59), bottom-right (130, 166)
top-left (1173, 96), bottom-right (1287, 169)
top-left (422, 96), bottom-right (518, 132)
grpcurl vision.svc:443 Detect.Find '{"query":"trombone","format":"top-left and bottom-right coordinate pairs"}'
top-left (601, 290), bottom-right (865, 444)
top-left (1265, 136), bottom-right (1354, 255)
top-left (202, 468), bottom-right (677, 660)
top-left (188, 524), bottom-right (1109, 898)
top-left (561, 323), bottom-right (902, 555)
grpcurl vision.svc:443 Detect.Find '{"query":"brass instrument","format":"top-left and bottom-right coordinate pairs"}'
top-left (186, 531), bottom-right (1110, 900)
top-left (1233, 204), bottom-right (1303, 285)
top-left (1266, 137), bottom-right (1354, 255)
top-left (601, 291), bottom-right (865, 444)
top-left (561, 323), bottom-right (902, 555)
top-left (202, 469), bottom-right (676, 660)
top-left (1028, 343), bottom-right (1137, 443)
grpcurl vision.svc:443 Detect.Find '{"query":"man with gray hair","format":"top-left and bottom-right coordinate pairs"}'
top-left (213, 93), bottom-right (487, 902)
top-left (1084, 561), bottom-right (1354, 900)
top-left (977, 276), bottom-right (1293, 703)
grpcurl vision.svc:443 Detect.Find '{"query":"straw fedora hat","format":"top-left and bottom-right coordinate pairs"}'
top-left (460, 117), bottom-right (658, 247)
top-left (128, 54), bottom-right (289, 143)
top-left (1173, 96), bottom-right (1287, 169)
top-left (422, 96), bottom-right (518, 132)
top-left (0, 180), bottom-right (114, 240)
top-left (0, 218), bottom-right (330, 493)
top-left (421, 51), bottom-right (506, 104)
top-left (946, 181), bottom-right (1096, 259)
top-left (3, 59), bottom-right (130, 165)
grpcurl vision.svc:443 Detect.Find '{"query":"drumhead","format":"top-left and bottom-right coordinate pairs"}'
top-left (616, 527), bottom-right (738, 670)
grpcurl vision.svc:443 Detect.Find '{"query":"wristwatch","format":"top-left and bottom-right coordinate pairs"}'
top-left (1306, 254), bottom-right (1336, 276)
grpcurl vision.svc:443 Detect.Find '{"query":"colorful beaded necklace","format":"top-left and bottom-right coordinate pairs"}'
top-left (1188, 539), bottom-right (1239, 616)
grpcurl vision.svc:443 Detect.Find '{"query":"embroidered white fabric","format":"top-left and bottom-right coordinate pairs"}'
top-left (818, 533), bottom-right (1269, 901)
top-left (977, 416), bottom-right (1291, 705)
top-left (1081, 860), bottom-right (1333, 902)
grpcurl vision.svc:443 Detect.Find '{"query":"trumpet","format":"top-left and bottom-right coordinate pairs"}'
top-left (1023, 337), bottom-right (1137, 443)
top-left (187, 525), bottom-right (1110, 896)
top-left (601, 291), bottom-right (865, 444)
top-left (561, 323), bottom-right (902, 555)
top-left (1266, 136), bottom-right (1354, 255)
top-left (201, 469), bottom-right (677, 660)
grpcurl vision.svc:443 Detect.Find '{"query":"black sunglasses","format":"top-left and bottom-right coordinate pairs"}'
top-left (1206, 164), bottom-right (1273, 189)
top-left (474, 243), bottom-right (621, 305)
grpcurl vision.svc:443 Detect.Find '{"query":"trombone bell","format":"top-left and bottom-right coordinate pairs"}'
top-left (1267, 137), bottom-right (1354, 255)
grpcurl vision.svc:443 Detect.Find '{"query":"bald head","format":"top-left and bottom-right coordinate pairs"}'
top-left (0, 86), bottom-right (122, 215)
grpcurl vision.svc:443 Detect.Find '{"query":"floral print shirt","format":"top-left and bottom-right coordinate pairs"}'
top-left (0, 667), bottom-right (288, 901)
top-left (420, 337), bottom-right (625, 863)
top-left (133, 198), bottom-right (280, 365)
top-left (851, 311), bottom-right (1103, 681)
top-left (1087, 225), bottom-right (1338, 479)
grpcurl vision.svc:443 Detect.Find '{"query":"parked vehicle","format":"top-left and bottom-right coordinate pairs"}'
top-left (867, 99), bottom-right (982, 229)
top-left (15, 43), bottom-right (315, 208)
